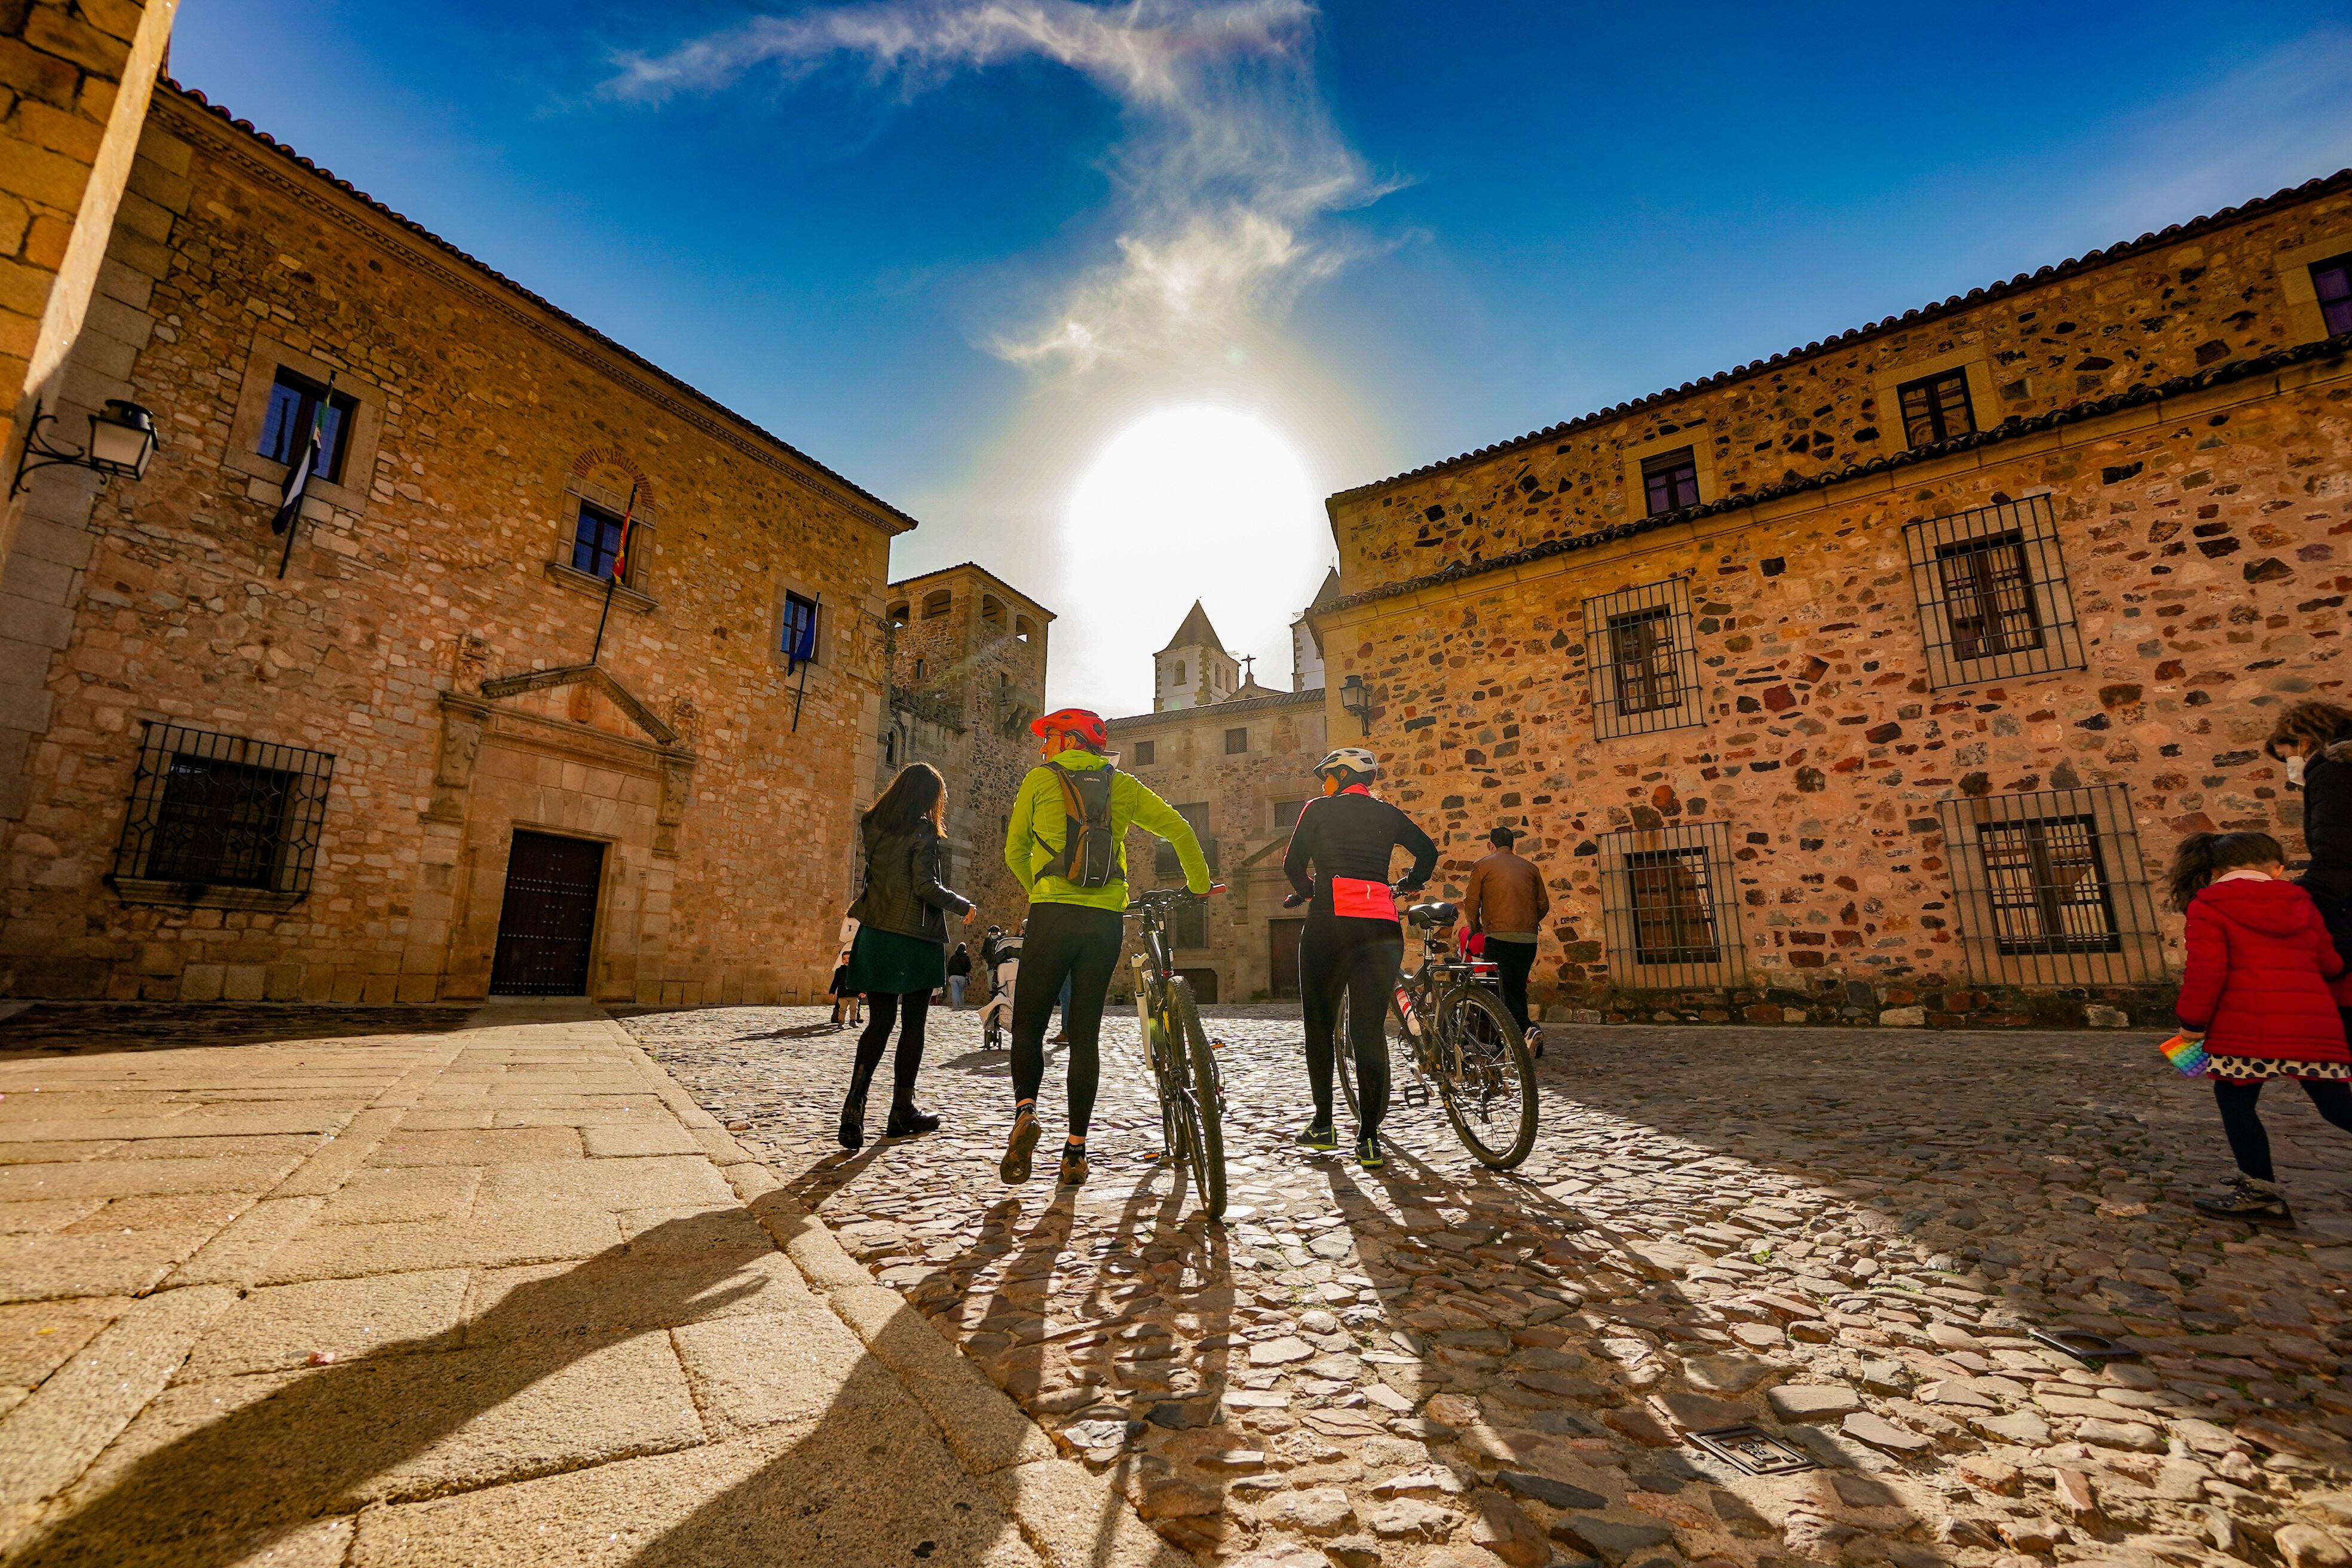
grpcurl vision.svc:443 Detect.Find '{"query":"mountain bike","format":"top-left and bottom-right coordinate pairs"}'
top-left (1330, 895), bottom-right (1539, 1169)
top-left (1128, 886), bottom-right (1228, 1219)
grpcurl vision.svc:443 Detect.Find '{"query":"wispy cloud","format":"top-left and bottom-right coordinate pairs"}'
top-left (610, 0), bottom-right (1389, 372)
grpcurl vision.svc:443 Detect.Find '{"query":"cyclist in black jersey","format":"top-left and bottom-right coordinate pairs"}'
top-left (1282, 747), bottom-right (1438, 1169)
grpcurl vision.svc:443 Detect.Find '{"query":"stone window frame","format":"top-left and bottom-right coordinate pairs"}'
top-left (1131, 739), bottom-right (1156, 766)
top-left (1157, 802), bottom-right (1217, 877)
top-left (1224, 726), bottom-right (1249, 755)
top-left (2275, 230), bottom-right (2352, 344)
top-left (222, 335), bottom-right (388, 516)
top-left (543, 472), bottom-right (659, 612)
top-left (1868, 342), bottom-right (1997, 449)
top-left (1583, 575), bottom-right (1707, 740)
top-left (921, 589), bottom-right (953, 620)
top-left (1934, 784), bottom-right (2166, 987)
top-left (1901, 492), bottom-right (2084, 690)
top-left (1595, 817), bottom-right (1748, 990)
top-left (1013, 614), bottom-right (1039, 644)
top-left (763, 574), bottom-right (837, 674)
top-left (1617, 424), bottom-right (1716, 520)
top-left (1894, 368), bottom-right (1977, 449)
top-left (106, 718), bottom-right (336, 913)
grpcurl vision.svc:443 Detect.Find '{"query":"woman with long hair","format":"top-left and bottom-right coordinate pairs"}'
top-left (837, 762), bottom-right (974, 1150)
top-left (2267, 700), bottom-right (2352, 1041)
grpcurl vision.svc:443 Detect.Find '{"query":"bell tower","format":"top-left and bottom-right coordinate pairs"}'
top-left (1153, 601), bottom-right (1238, 712)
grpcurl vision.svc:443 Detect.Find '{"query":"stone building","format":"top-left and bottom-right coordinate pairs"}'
top-left (877, 563), bottom-right (1051, 935)
top-left (1110, 601), bottom-right (1330, 1003)
top-left (1314, 170), bottom-right (2352, 1027)
top-left (0, 82), bottom-right (919, 1006)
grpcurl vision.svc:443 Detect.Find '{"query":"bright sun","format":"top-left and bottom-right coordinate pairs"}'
top-left (1064, 406), bottom-right (1328, 709)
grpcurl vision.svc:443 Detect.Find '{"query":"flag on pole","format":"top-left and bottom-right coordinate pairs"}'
top-left (274, 373), bottom-right (336, 579)
top-left (587, 480), bottom-right (642, 668)
top-left (785, 598), bottom-right (819, 674)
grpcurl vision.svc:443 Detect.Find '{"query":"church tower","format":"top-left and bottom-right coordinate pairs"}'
top-left (1153, 601), bottom-right (1239, 713)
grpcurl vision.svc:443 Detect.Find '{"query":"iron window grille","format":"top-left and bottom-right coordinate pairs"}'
top-left (1903, 494), bottom-right (2083, 688)
top-left (1157, 803), bottom-right (1217, 877)
top-left (1225, 727), bottom-right (1248, 755)
top-left (111, 722), bottom-right (334, 901)
top-left (1642, 447), bottom-right (1700, 516)
top-left (258, 369), bottom-right (357, 483)
top-left (1936, 785), bottom-right (2165, 985)
top-left (1598, 819), bottom-right (1747, 988)
top-left (1584, 577), bottom-right (1706, 739)
top-left (571, 499), bottom-right (635, 583)
top-left (1897, 369), bottom-right (1976, 448)
top-left (1132, 740), bottom-right (1156, 765)
top-left (2314, 253), bottom-right (2352, 337)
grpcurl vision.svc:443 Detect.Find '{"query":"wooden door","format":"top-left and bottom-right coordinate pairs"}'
top-left (1268, 918), bottom-right (1305, 999)
top-left (489, 831), bottom-right (606, 996)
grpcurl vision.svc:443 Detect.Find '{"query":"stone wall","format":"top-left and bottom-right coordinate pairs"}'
top-left (1319, 180), bottom-right (2352, 1022)
top-left (0, 86), bottom-right (908, 1005)
top-left (1111, 690), bottom-right (1328, 1003)
top-left (878, 565), bottom-right (1051, 940)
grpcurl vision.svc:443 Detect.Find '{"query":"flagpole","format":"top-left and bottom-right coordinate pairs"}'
top-left (790, 593), bottom-right (819, 733)
top-left (275, 371), bottom-right (335, 580)
top-left (587, 480), bottom-right (639, 667)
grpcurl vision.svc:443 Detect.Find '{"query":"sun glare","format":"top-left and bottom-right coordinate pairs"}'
top-left (1063, 407), bottom-right (1330, 710)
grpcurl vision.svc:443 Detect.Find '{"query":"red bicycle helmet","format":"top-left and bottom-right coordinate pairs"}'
top-left (1030, 708), bottom-right (1108, 749)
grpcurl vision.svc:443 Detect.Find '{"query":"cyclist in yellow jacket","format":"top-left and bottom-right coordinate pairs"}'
top-left (1002, 708), bottom-right (1211, 1189)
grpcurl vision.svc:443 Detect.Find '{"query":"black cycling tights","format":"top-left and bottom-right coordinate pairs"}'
top-left (2213, 1077), bottom-right (2352, 1181)
top-left (847, 990), bottom-right (930, 1114)
top-left (1300, 915), bottom-right (1402, 1136)
top-left (1010, 902), bottom-right (1125, 1138)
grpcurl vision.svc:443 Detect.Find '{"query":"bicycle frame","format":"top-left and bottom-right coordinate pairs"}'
top-left (1389, 913), bottom-right (1496, 1080)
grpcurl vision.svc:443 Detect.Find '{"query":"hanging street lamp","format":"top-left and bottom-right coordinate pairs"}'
top-left (11, 398), bottom-right (159, 497)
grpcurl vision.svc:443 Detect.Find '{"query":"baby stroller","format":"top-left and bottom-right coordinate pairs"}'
top-left (978, 938), bottom-right (1021, 1051)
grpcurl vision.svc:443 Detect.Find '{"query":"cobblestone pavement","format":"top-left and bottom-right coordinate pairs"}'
top-left (624, 1004), bottom-right (2352, 1568)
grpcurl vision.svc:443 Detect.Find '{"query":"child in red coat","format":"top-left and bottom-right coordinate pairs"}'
top-left (2169, 831), bottom-right (2352, 1225)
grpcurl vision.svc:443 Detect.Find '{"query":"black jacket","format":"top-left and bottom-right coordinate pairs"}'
top-left (947, 946), bottom-right (972, 977)
top-left (849, 819), bottom-right (972, 944)
top-left (2300, 739), bottom-right (2352, 954)
top-left (1283, 789), bottom-right (1438, 920)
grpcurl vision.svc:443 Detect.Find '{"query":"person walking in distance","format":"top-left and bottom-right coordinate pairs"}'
top-left (828, 913), bottom-right (862, 1030)
top-left (2268, 701), bottom-right (2352, 1040)
top-left (1461, 825), bottom-right (1550, 1057)
top-left (2168, 831), bottom-right (2351, 1225)
top-left (947, 942), bottom-right (972, 1010)
top-left (1285, 748), bottom-right (1438, 1169)
top-left (1000, 709), bottom-right (1209, 1189)
top-left (837, 763), bottom-right (975, 1151)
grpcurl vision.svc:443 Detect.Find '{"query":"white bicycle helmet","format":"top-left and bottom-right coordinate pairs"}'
top-left (1313, 747), bottom-right (1379, 780)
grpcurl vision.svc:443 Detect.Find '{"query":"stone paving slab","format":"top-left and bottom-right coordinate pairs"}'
top-left (629, 1003), bottom-right (2352, 1566)
top-left (0, 1002), bottom-right (1189, 1568)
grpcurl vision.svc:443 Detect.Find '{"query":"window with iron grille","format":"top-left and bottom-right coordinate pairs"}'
top-left (2314, 253), bottom-right (2352, 336)
top-left (1172, 899), bottom-right (1209, 950)
top-left (780, 592), bottom-right (819, 668)
top-left (571, 500), bottom-right (631, 583)
top-left (1271, 799), bottom-right (1305, 835)
top-left (1584, 577), bottom-right (1705, 739)
top-left (1903, 495), bottom-right (2083, 688)
top-left (1156, 802), bottom-right (1217, 876)
top-left (1936, 785), bottom-right (2165, 985)
top-left (258, 369), bottom-right (357, 483)
top-left (110, 722), bottom-right (335, 906)
top-left (1641, 448), bottom-right (1700, 516)
top-left (1597, 819), bottom-right (1745, 988)
top-left (1224, 727), bottom-right (1248, 755)
top-left (1897, 369), bottom-right (1976, 448)
top-left (1132, 739), bottom-right (1155, 765)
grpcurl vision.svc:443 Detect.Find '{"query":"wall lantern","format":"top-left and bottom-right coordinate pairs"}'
top-left (1340, 672), bottom-right (1372, 737)
top-left (10, 398), bottom-right (158, 497)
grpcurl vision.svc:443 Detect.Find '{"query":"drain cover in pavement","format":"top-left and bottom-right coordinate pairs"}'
top-left (1688, 1424), bottom-right (1817, 1475)
top-left (2028, 1327), bottom-right (2138, 1362)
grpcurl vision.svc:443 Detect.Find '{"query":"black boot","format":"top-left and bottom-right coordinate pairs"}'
top-left (884, 1105), bottom-right (941, 1137)
top-left (838, 1089), bottom-right (868, 1152)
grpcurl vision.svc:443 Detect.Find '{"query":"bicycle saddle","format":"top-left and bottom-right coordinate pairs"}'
top-left (1405, 901), bottom-right (1459, 927)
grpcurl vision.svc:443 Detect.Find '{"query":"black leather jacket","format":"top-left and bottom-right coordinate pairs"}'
top-left (850, 819), bottom-right (972, 943)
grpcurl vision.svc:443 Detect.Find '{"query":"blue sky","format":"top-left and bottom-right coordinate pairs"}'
top-left (173, 2), bottom-right (2352, 713)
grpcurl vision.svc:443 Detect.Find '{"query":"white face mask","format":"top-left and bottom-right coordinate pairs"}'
top-left (2287, 755), bottom-right (2308, 787)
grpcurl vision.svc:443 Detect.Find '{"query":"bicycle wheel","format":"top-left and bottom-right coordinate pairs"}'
top-left (1165, 977), bottom-right (1226, 1218)
top-left (1435, 983), bottom-right (1538, 1169)
top-left (1147, 992), bottom-right (1193, 1169)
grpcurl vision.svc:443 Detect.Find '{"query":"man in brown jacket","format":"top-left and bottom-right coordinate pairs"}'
top-left (1461, 826), bottom-right (1549, 1052)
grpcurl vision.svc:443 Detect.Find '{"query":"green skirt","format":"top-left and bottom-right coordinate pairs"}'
top-left (841, 925), bottom-right (945, 996)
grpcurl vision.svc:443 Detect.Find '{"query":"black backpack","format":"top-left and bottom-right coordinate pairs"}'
top-left (1036, 764), bottom-right (1120, 888)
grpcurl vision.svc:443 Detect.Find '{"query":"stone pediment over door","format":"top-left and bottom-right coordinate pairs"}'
top-left (427, 663), bottom-right (696, 858)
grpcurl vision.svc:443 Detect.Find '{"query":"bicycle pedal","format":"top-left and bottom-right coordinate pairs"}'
top-left (1402, 1083), bottom-right (1432, 1107)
